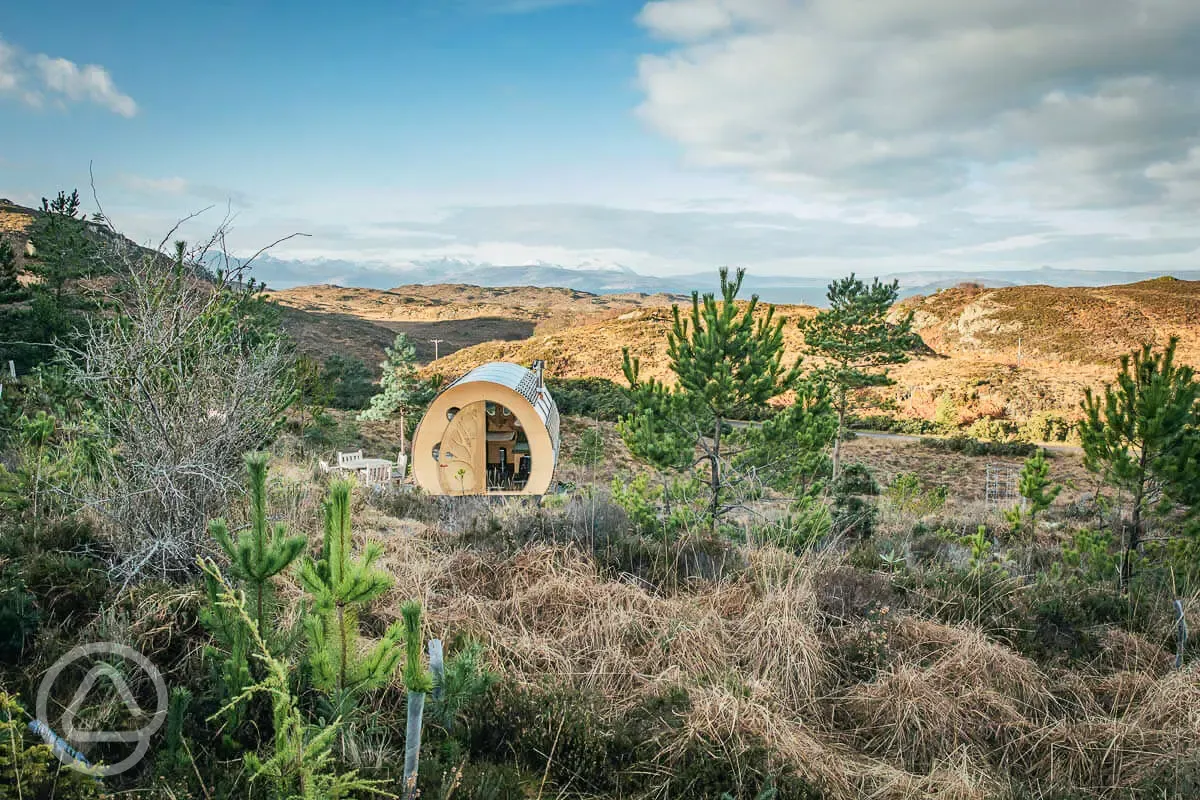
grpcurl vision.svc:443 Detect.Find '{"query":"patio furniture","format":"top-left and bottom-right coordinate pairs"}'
top-left (337, 450), bottom-right (363, 468)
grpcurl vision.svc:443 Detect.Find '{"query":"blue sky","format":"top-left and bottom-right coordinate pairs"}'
top-left (2, 0), bottom-right (1199, 285)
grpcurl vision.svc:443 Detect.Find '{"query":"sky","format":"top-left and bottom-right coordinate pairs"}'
top-left (1, 0), bottom-right (1199, 285)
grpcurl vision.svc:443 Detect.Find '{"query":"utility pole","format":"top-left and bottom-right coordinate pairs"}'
top-left (429, 338), bottom-right (444, 361)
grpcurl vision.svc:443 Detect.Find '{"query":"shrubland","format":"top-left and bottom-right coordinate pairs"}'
top-left (0, 196), bottom-right (1198, 799)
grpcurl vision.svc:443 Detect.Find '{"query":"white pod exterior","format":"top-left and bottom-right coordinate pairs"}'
top-left (411, 361), bottom-right (560, 495)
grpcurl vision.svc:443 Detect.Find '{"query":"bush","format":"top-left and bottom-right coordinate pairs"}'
top-left (1023, 411), bottom-right (1076, 443)
top-left (545, 377), bottom-right (633, 421)
top-left (883, 472), bottom-right (947, 518)
top-left (848, 414), bottom-right (942, 435)
top-left (919, 435), bottom-right (1038, 457)
top-left (755, 496), bottom-right (832, 553)
top-left (464, 683), bottom-right (819, 799)
top-left (832, 463), bottom-right (878, 539)
top-left (0, 692), bottom-right (104, 799)
top-left (966, 417), bottom-right (1020, 442)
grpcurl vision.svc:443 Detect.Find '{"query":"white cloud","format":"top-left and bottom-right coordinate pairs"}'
top-left (634, 0), bottom-right (1200, 217)
top-left (0, 35), bottom-right (137, 116)
top-left (122, 175), bottom-right (189, 195)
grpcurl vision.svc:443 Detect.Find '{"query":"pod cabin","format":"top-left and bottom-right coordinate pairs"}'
top-left (411, 360), bottom-right (560, 495)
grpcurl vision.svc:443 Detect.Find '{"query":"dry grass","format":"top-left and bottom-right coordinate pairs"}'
top-left (256, 479), bottom-right (1200, 799)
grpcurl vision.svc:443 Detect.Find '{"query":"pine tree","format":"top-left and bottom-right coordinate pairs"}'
top-left (359, 334), bottom-right (427, 455)
top-left (401, 600), bottom-right (433, 799)
top-left (200, 558), bottom-right (392, 800)
top-left (1080, 337), bottom-right (1199, 589)
top-left (799, 275), bottom-right (920, 480)
top-left (292, 354), bottom-right (333, 436)
top-left (618, 352), bottom-right (697, 472)
top-left (0, 236), bottom-right (23, 301)
top-left (732, 380), bottom-right (837, 499)
top-left (621, 268), bottom-right (800, 525)
top-left (298, 479), bottom-right (405, 715)
top-left (209, 452), bottom-right (308, 639)
top-left (201, 453), bottom-right (306, 736)
top-left (1004, 448), bottom-right (1062, 539)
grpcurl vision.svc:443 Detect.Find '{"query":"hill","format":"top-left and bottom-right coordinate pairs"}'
top-left (897, 277), bottom-right (1200, 364)
top-left (265, 282), bottom-right (682, 365)
top-left (427, 279), bottom-right (1200, 428)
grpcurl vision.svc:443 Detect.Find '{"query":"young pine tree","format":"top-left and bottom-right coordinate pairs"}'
top-left (359, 333), bottom-right (429, 453)
top-left (0, 236), bottom-right (23, 301)
top-left (208, 452), bottom-right (308, 639)
top-left (298, 479), bottom-right (405, 715)
top-left (1004, 448), bottom-right (1062, 539)
top-left (401, 600), bottom-right (434, 799)
top-left (201, 558), bottom-right (391, 800)
top-left (201, 453), bottom-right (306, 736)
top-left (799, 275), bottom-right (920, 480)
top-left (1080, 337), bottom-right (1199, 589)
top-left (621, 267), bottom-right (800, 525)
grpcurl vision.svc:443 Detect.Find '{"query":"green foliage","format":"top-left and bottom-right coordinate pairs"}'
top-left (201, 454), bottom-right (306, 738)
top-left (0, 692), bottom-right (103, 800)
top-left (0, 190), bottom-right (110, 373)
top-left (832, 463), bottom-right (879, 539)
top-left (545, 376), bottom-right (633, 421)
top-left (292, 354), bottom-right (334, 437)
top-left (733, 381), bottom-right (837, 498)
top-left (883, 472), bottom-right (947, 518)
top-left (618, 354), bottom-right (698, 472)
top-left (571, 426), bottom-right (605, 467)
top-left (0, 235), bottom-right (22, 302)
top-left (1004, 449), bottom-right (1062, 539)
top-left (610, 473), bottom-right (704, 540)
top-left (0, 572), bottom-right (38, 663)
top-left (621, 268), bottom-right (799, 524)
top-left (402, 600), bottom-right (434, 694)
top-left (431, 641), bottom-right (497, 734)
top-left (298, 480), bottom-right (405, 713)
top-left (322, 356), bottom-right (375, 410)
top-left (359, 333), bottom-right (426, 426)
top-left (756, 495), bottom-right (832, 553)
top-left (848, 414), bottom-right (942, 436)
top-left (965, 416), bottom-right (1020, 442)
top-left (210, 452), bottom-right (308, 640)
top-left (1080, 337), bottom-right (1199, 587)
top-left (1061, 527), bottom-right (1120, 585)
top-left (800, 274), bottom-right (921, 478)
top-left (0, 519), bottom-right (105, 664)
top-left (961, 525), bottom-right (998, 574)
top-left (1023, 410), bottom-right (1075, 443)
top-left (917, 435), bottom-right (1038, 457)
top-left (154, 687), bottom-right (195, 787)
top-left (933, 392), bottom-right (962, 429)
top-left (200, 558), bottom-right (394, 800)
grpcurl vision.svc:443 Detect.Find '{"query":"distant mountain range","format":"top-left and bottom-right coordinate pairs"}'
top-left (207, 252), bottom-right (1200, 306)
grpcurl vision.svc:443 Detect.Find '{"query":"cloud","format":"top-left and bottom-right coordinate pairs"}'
top-left (119, 174), bottom-right (253, 208)
top-left (0, 34), bottom-right (137, 116)
top-left (633, 0), bottom-right (1200, 217)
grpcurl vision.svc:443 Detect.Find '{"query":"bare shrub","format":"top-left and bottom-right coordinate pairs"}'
top-left (63, 237), bottom-right (294, 585)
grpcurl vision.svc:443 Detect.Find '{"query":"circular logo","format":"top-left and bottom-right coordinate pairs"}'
top-left (35, 642), bottom-right (168, 777)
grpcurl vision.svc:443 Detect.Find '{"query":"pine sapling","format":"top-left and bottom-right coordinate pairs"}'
top-left (401, 601), bottom-right (434, 800)
top-left (298, 479), bottom-right (405, 716)
top-left (209, 452), bottom-right (307, 642)
top-left (202, 452), bottom-right (306, 736)
top-left (200, 558), bottom-right (395, 800)
top-left (1004, 449), bottom-right (1062, 539)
